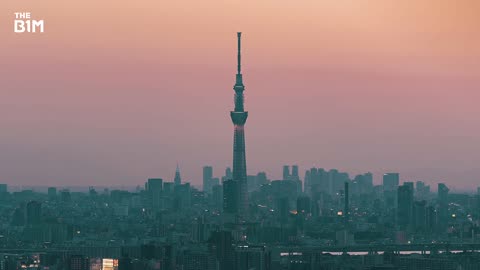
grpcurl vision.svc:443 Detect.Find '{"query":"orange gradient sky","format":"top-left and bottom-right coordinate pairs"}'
top-left (0, 0), bottom-right (479, 190)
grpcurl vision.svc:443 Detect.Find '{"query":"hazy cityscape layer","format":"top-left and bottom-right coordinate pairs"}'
top-left (1, 33), bottom-right (480, 270)
top-left (1, 166), bottom-right (480, 270)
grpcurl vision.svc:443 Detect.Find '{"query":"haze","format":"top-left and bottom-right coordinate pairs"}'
top-left (0, 0), bottom-right (479, 190)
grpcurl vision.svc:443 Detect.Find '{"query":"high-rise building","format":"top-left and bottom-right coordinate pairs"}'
top-left (292, 165), bottom-right (299, 179)
top-left (282, 165), bottom-right (301, 192)
top-left (354, 172), bottom-right (373, 194)
top-left (397, 183), bottom-right (414, 230)
top-left (225, 167), bottom-right (232, 179)
top-left (247, 175), bottom-right (256, 192)
top-left (437, 183), bottom-right (449, 230)
top-left (404, 181), bottom-right (414, 191)
top-left (437, 183), bottom-right (449, 204)
top-left (413, 200), bottom-right (427, 232)
top-left (283, 166), bottom-right (290, 180)
top-left (477, 187), bottom-right (480, 217)
top-left (174, 164), bottom-right (182, 186)
top-left (383, 173), bottom-right (400, 191)
top-left (174, 183), bottom-right (191, 210)
top-left (384, 173), bottom-right (400, 209)
top-left (203, 166), bottom-right (213, 193)
top-left (228, 32), bottom-right (249, 215)
top-left (283, 165), bottom-right (299, 181)
top-left (415, 181), bottom-right (430, 199)
top-left (147, 178), bottom-right (163, 210)
top-left (344, 181), bottom-right (349, 226)
top-left (164, 182), bottom-right (174, 194)
top-left (256, 172), bottom-right (268, 187)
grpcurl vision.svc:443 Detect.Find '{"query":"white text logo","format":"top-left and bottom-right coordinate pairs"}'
top-left (14, 12), bottom-right (44, 33)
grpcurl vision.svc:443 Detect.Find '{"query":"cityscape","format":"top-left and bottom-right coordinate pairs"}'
top-left (0, 32), bottom-right (480, 270)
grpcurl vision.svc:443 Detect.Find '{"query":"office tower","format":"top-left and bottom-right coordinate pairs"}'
top-left (354, 172), bottom-right (373, 194)
top-left (415, 181), bottom-right (430, 199)
top-left (203, 166), bottom-right (213, 193)
top-left (437, 183), bottom-right (449, 230)
top-left (163, 182), bottom-right (174, 194)
top-left (397, 183), bottom-right (414, 230)
top-left (282, 165), bottom-right (301, 192)
top-left (292, 165), bottom-right (299, 180)
top-left (247, 175), bottom-right (256, 192)
top-left (222, 167), bottom-right (233, 183)
top-left (147, 178), bottom-right (163, 210)
top-left (225, 167), bottom-right (232, 179)
top-left (256, 172), bottom-right (268, 187)
top-left (0, 184), bottom-right (7, 193)
top-left (229, 32), bottom-right (249, 215)
top-left (438, 183), bottom-right (449, 204)
top-left (26, 200), bottom-right (42, 225)
top-left (174, 164), bottom-right (182, 186)
top-left (174, 183), bottom-right (191, 210)
top-left (305, 168), bottom-right (335, 195)
top-left (283, 165), bottom-right (290, 180)
top-left (477, 187), bottom-right (480, 216)
top-left (404, 181), bottom-right (414, 191)
top-left (413, 200), bottom-right (427, 232)
top-left (383, 173), bottom-right (400, 191)
top-left (383, 173), bottom-right (400, 209)
top-left (416, 181), bottom-right (425, 191)
top-left (364, 172), bottom-right (373, 190)
top-left (344, 181), bottom-right (349, 226)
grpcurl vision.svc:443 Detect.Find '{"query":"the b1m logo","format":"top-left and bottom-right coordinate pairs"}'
top-left (14, 12), bottom-right (44, 33)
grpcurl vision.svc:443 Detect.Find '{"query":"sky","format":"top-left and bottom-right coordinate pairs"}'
top-left (0, 0), bottom-right (479, 190)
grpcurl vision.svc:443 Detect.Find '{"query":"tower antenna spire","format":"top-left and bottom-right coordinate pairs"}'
top-left (237, 32), bottom-right (242, 74)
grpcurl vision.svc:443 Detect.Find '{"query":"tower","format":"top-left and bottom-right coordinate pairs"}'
top-left (344, 181), bottom-right (349, 227)
top-left (174, 164), bottom-right (182, 186)
top-left (282, 165), bottom-right (290, 180)
top-left (397, 183), bottom-right (414, 230)
top-left (203, 166), bottom-right (213, 193)
top-left (230, 32), bottom-right (248, 215)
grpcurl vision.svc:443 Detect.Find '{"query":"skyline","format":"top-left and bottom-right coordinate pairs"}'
top-left (1, 1), bottom-right (480, 189)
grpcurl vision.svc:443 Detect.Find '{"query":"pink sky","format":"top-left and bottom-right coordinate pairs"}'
top-left (0, 0), bottom-right (479, 190)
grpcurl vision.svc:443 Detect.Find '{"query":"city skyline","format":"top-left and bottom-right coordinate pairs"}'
top-left (1, 1), bottom-right (480, 189)
top-left (2, 2), bottom-right (480, 269)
